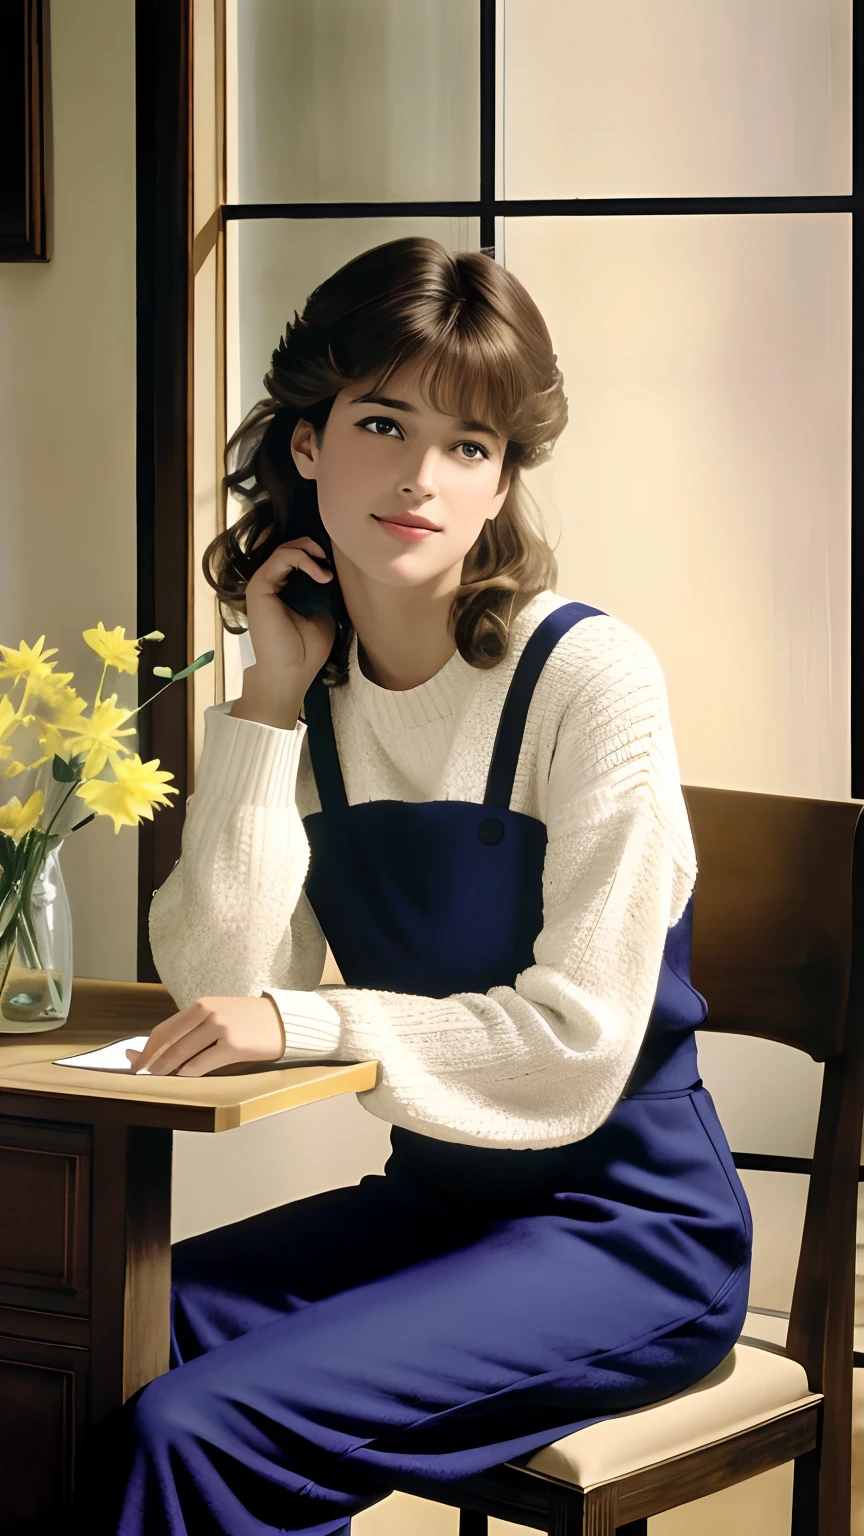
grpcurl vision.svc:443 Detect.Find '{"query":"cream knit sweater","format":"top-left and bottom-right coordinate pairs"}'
top-left (148, 590), bottom-right (698, 1150)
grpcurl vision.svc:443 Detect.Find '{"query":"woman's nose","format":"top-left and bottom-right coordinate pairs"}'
top-left (400, 449), bottom-right (439, 498)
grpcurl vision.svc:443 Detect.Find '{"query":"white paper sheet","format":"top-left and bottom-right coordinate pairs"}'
top-left (53, 1036), bottom-right (153, 1073)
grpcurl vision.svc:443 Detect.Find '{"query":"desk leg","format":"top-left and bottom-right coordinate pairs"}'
top-left (0, 1111), bottom-right (173, 1534)
top-left (90, 1122), bottom-right (173, 1415)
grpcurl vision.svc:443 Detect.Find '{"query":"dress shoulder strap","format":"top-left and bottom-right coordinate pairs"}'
top-left (301, 672), bottom-right (348, 812)
top-left (483, 601), bottom-right (606, 810)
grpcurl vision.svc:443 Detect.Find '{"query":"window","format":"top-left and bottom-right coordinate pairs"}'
top-left (136, 0), bottom-right (855, 979)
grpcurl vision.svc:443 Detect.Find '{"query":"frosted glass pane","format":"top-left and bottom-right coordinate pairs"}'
top-left (237, 0), bottom-right (480, 204)
top-left (502, 214), bottom-right (851, 801)
top-left (502, 0), bottom-right (852, 199)
top-left (233, 218), bottom-right (481, 426)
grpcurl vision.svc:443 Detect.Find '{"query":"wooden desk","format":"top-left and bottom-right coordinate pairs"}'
top-left (0, 977), bottom-right (378, 1535)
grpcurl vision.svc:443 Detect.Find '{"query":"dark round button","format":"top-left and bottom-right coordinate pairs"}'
top-left (477, 816), bottom-right (505, 845)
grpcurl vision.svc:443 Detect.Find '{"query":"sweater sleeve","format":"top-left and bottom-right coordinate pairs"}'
top-left (263, 627), bottom-right (700, 1149)
top-left (147, 702), bottom-right (338, 1057)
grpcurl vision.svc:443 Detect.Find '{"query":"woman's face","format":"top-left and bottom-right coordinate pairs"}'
top-left (289, 357), bottom-right (512, 595)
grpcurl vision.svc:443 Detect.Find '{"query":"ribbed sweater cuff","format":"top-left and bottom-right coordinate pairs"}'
top-left (194, 702), bottom-right (306, 806)
top-left (262, 987), bottom-right (343, 1061)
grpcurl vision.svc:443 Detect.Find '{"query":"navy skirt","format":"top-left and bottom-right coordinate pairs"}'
top-left (73, 1084), bottom-right (750, 1536)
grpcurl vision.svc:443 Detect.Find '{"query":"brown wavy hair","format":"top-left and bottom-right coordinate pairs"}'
top-left (202, 236), bottom-right (568, 686)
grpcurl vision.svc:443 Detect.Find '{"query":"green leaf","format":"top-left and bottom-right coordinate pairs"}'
top-left (52, 754), bottom-right (78, 783)
top-left (69, 814), bottom-right (96, 833)
top-left (152, 650), bottom-right (215, 684)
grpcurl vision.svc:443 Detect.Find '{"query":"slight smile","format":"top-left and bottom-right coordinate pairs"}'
top-left (372, 516), bottom-right (440, 542)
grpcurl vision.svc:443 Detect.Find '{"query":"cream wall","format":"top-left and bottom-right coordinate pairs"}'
top-left (0, 0), bottom-right (138, 982)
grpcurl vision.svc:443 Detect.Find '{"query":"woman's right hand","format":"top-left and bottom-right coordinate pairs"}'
top-left (236, 533), bottom-right (337, 725)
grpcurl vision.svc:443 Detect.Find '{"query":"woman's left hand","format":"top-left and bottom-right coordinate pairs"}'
top-left (126, 996), bottom-right (286, 1077)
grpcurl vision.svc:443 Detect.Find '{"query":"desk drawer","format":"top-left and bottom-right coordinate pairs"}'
top-left (0, 1332), bottom-right (89, 1529)
top-left (0, 1118), bottom-right (91, 1314)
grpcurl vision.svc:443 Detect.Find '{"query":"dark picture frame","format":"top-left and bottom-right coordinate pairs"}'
top-left (0, 0), bottom-right (52, 261)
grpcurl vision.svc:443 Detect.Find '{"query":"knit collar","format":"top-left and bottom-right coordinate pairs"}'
top-left (347, 593), bottom-right (546, 732)
top-left (347, 627), bottom-right (471, 731)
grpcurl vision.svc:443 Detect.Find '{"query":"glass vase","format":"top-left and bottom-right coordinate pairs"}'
top-left (0, 841), bottom-right (73, 1032)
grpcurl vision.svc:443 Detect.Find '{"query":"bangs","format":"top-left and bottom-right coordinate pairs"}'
top-left (364, 323), bottom-right (533, 449)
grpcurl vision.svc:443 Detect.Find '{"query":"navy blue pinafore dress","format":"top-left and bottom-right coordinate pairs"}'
top-left (92, 602), bottom-right (752, 1536)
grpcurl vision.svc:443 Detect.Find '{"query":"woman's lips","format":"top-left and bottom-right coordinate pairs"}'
top-left (372, 516), bottom-right (439, 542)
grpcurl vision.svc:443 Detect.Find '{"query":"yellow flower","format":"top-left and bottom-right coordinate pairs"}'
top-left (28, 668), bottom-right (77, 706)
top-left (0, 637), bottom-right (59, 686)
top-left (0, 655), bottom-right (81, 782)
top-left (49, 693), bottom-right (89, 731)
top-left (0, 628), bottom-right (196, 842)
top-left (0, 682), bottom-right (84, 775)
top-left (75, 754), bottom-right (178, 835)
top-left (0, 792), bottom-right (44, 840)
top-left (64, 695), bottom-right (138, 777)
top-left (0, 692), bottom-right (42, 774)
top-left (83, 623), bottom-right (141, 676)
top-left (26, 684), bottom-right (87, 762)
top-left (0, 693), bottom-right (18, 748)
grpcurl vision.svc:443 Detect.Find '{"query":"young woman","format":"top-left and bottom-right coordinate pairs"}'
top-left (79, 237), bottom-right (752, 1534)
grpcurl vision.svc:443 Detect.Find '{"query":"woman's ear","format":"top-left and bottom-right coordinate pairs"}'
top-left (290, 418), bottom-right (319, 481)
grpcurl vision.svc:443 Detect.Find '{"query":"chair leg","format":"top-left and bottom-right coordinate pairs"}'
top-left (548, 1487), bottom-right (586, 1533)
top-left (791, 1445), bottom-right (820, 1536)
top-left (547, 1486), bottom-right (646, 1534)
top-left (458, 1512), bottom-right (488, 1536)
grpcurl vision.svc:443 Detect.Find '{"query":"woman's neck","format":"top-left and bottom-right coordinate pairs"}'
top-left (355, 626), bottom-right (459, 691)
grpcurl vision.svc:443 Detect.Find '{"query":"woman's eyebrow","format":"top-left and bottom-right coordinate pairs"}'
top-left (348, 392), bottom-right (502, 440)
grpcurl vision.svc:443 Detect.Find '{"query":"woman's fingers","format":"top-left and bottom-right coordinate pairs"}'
top-left (125, 1015), bottom-right (186, 1073)
top-left (250, 545), bottom-right (333, 595)
top-left (252, 530), bottom-right (327, 557)
top-left (135, 1020), bottom-right (220, 1076)
top-left (127, 1001), bottom-right (214, 1074)
top-left (173, 1042), bottom-right (235, 1077)
top-left (275, 549), bottom-right (332, 583)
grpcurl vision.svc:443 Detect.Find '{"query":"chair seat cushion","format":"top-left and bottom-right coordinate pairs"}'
top-left (522, 1341), bottom-right (821, 1490)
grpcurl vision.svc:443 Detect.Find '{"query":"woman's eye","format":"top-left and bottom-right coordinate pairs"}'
top-left (359, 417), bottom-right (402, 438)
top-left (357, 418), bottom-right (489, 461)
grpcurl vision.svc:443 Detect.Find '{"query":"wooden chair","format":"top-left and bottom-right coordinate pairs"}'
top-left (408, 785), bottom-right (864, 1536)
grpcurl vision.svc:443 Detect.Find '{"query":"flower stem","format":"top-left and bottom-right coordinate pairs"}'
top-left (16, 897), bottom-right (64, 1015)
top-left (0, 839), bottom-right (65, 1017)
top-left (44, 778), bottom-right (83, 838)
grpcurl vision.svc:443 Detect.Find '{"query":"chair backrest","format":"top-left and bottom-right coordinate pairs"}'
top-left (683, 784), bottom-right (864, 1499)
